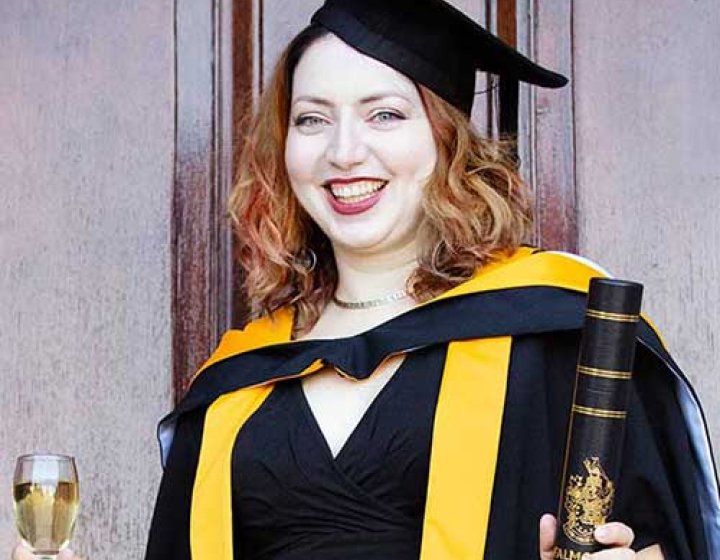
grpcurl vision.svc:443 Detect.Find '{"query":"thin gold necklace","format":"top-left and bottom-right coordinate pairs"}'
top-left (332, 288), bottom-right (409, 310)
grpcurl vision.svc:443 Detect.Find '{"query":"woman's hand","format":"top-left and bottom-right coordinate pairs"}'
top-left (539, 513), bottom-right (663, 559)
top-left (11, 543), bottom-right (83, 560)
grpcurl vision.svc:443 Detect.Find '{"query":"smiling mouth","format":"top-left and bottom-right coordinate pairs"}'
top-left (325, 179), bottom-right (388, 204)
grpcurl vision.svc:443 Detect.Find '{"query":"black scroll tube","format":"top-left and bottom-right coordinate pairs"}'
top-left (553, 278), bottom-right (644, 559)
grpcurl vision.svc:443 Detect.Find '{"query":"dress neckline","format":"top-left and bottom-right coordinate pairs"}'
top-left (294, 351), bottom-right (413, 464)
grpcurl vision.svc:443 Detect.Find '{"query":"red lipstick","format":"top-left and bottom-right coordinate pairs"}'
top-left (323, 177), bottom-right (387, 216)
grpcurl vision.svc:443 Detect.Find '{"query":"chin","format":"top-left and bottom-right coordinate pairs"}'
top-left (331, 232), bottom-right (390, 253)
top-left (329, 224), bottom-right (417, 255)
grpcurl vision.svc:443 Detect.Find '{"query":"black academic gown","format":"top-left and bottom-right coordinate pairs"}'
top-left (144, 248), bottom-right (720, 560)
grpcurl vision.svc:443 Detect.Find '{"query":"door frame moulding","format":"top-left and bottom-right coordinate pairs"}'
top-left (516, 0), bottom-right (577, 251)
top-left (172, 0), bottom-right (254, 400)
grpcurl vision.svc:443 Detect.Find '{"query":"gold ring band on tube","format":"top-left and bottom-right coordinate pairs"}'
top-left (577, 365), bottom-right (633, 380)
top-left (572, 404), bottom-right (627, 420)
top-left (585, 309), bottom-right (639, 322)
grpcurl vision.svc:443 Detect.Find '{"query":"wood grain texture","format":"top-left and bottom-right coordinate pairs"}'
top-left (573, 0), bottom-right (720, 454)
top-left (0, 1), bottom-right (174, 558)
top-left (230, 0), bottom-right (256, 328)
top-left (173, 0), bottom-right (215, 398)
top-left (527, 0), bottom-right (577, 251)
top-left (173, 0), bottom-right (238, 397)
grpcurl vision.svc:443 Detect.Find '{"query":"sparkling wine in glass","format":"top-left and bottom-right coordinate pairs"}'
top-left (13, 454), bottom-right (79, 560)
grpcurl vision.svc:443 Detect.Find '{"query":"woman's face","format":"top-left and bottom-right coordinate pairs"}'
top-left (285, 34), bottom-right (437, 256)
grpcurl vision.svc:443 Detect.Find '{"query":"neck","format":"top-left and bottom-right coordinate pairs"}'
top-left (332, 242), bottom-right (418, 303)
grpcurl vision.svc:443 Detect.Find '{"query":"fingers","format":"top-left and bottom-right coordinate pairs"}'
top-left (10, 544), bottom-right (34, 560)
top-left (595, 522), bottom-right (635, 548)
top-left (538, 513), bottom-right (558, 560)
top-left (585, 549), bottom-right (636, 559)
top-left (536, 519), bottom-right (636, 560)
top-left (57, 550), bottom-right (82, 560)
top-left (581, 522), bottom-right (636, 559)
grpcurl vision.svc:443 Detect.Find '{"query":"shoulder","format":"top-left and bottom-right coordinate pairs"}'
top-left (537, 250), bottom-right (613, 276)
top-left (193, 307), bottom-right (295, 380)
top-left (437, 247), bottom-right (613, 302)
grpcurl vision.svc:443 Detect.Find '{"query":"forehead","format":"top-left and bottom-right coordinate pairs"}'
top-left (291, 33), bottom-right (420, 102)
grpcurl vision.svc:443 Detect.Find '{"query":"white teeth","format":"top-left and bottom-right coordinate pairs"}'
top-left (329, 180), bottom-right (386, 199)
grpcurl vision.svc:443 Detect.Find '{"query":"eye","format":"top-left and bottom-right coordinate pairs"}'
top-left (293, 114), bottom-right (330, 131)
top-left (369, 110), bottom-right (406, 126)
top-left (370, 109), bottom-right (406, 130)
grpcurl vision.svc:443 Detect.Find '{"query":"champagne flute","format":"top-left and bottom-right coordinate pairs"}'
top-left (13, 454), bottom-right (79, 560)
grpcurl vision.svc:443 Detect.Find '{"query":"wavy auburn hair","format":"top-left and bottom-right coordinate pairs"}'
top-left (228, 24), bottom-right (533, 333)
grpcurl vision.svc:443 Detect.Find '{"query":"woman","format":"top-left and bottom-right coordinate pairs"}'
top-left (15, 1), bottom-right (717, 559)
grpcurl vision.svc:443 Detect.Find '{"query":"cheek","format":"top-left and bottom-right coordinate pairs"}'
top-left (381, 125), bottom-right (437, 181)
top-left (285, 133), bottom-right (329, 223)
top-left (285, 131), bottom-right (321, 185)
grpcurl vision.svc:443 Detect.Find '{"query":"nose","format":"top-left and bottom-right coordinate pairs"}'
top-left (325, 113), bottom-right (368, 170)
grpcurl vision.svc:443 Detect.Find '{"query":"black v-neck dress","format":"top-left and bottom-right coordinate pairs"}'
top-left (226, 330), bottom-right (708, 559)
top-left (145, 318), bottom-right (712, 560)
top-left (145, 263), bottom-right (716, 560)
top-left (231, 345), bottom-right (446, 560)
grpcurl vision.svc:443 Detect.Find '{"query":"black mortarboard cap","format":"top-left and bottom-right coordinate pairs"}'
top-left (311, 0), bottom-right (568, 114)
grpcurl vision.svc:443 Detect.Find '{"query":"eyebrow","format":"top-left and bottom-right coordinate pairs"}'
top-left (291, 92), bottom-right (412, 107)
